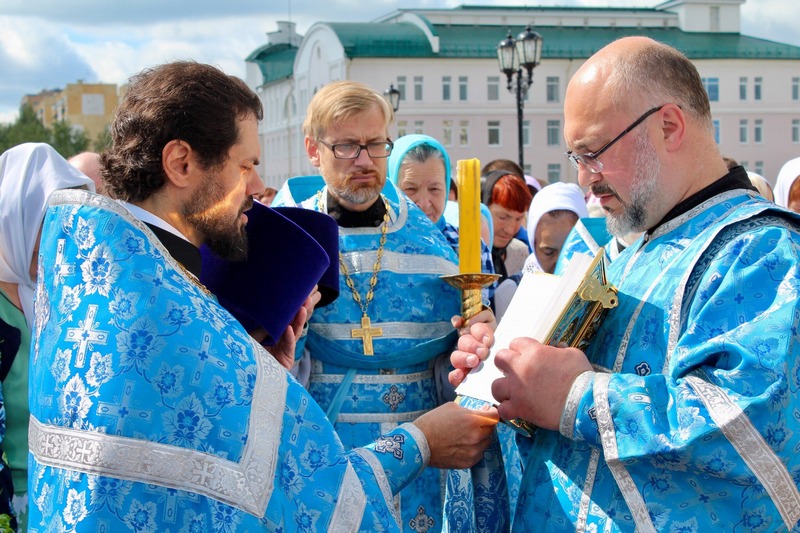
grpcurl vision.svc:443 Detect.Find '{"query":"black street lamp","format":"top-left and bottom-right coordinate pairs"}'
top-left (497, 25), bottom-right (542, 171)
top-left (384, 84), bottom-right (401, 112)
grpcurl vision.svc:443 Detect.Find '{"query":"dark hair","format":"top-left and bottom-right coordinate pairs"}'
top-left (101, 61), bottom-right (263, 202)
top-left (481, 158), bottom-right (524, 180)
top-left (722, 156), bottom-right (738, 170)
top-left (449, 178), bottom-right (458, 200)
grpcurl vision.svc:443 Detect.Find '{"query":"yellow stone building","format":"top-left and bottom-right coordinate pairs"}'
top-left (22, 81), bottom-right (119, 141)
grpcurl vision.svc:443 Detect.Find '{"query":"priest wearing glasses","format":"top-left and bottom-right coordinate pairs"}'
top-left (273, 80), bottom-right (497, 532)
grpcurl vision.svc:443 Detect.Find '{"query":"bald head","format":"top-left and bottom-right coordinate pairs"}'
top-left (68, 151), bottom-right (105, 195)
top-left (563, 37), bottom-right (728, 236)
top-left (568, 37), bottom-right (712, 128)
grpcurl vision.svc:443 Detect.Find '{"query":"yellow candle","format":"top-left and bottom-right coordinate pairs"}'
top-left (457, 158), bottom-right (481, 274)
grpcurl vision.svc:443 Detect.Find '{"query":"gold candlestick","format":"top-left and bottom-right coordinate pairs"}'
top-left (443, 271), bottom-right (536, 438)
top-left (441, 272), bottom-right (500, 321)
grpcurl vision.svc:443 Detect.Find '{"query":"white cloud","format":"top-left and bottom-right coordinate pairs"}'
top-left (0, 15), bottom-right (96, 121)
top-left (741, 0), bottom-right (800, 46)
top-left (71, 41), bottom-right (140, 86)
top-left (0, 0), bottom-right (281, 25)
top-left (0, 12), bottom-right (274, 122)
top-left (1, 0), bottom-right (799, 126)
top-left (64, 15), bottom-right (273, 85)
top-left (0, 108), bottom-right (18, 123)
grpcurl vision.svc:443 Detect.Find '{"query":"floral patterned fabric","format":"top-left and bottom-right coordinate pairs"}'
top-left (276, 178), bottom-right (511, 532)
top-left (440, 222), bottom-right (520, 533)
top-left (0, 316), bottom-right (16, 532)
top-left (515, 189), bottom-right (800, 532)
top-left (27, 190), bottom-right (431, 532)
top-left (552, 217), bottom-right (615, 277)
top-left (442, 394), bottom-right (512, 533)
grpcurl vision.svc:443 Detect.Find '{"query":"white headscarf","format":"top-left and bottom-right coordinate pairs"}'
top-left (524, 174), bottom-right (543, 192)
top-left (773, 156), bottom-right (800, 209)
top-left (0, 143), bottom-right (95, 327)
top-left (523, 182), bottom-right (589, 272)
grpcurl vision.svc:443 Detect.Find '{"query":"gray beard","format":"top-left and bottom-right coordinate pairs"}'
top-left (328, 183), bottom-right (381, 207)
top-left (606, 132), bottom-right (661, 238)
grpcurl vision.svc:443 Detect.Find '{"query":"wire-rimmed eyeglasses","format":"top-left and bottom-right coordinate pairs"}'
top-left (317, 140), bottom-right (394, 160)
top-left (565, 105), bottom-right (665, 174)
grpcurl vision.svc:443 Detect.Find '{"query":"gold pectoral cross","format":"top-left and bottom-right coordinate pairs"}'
top-left (352, 314), bottom-right (383, 356)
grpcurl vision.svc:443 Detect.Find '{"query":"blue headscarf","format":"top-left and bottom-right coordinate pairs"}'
top-left (387, 134), bottom-right (451, 231)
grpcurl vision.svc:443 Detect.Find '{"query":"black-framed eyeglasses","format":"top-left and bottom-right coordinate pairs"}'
top-left (317, 139), bottom-right (394, 159)
top-left (565, 105), bottom-right (665, 174)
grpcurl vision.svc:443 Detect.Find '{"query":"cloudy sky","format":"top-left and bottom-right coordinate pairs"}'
top-left (1, 0), bottom-right (798, 124)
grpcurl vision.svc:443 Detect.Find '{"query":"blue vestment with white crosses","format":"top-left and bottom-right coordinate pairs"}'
top-left (28, 190), bottom-right (430, 532)
top-left (515, 186), bottom-right (800, 532)
top-left (275, 177), bottom-right (469, 532)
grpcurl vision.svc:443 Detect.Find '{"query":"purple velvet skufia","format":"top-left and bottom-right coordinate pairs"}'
top-left (200, 201), bottom-right (339, 345)
top-left (271, 205), bottom-right (340, 310)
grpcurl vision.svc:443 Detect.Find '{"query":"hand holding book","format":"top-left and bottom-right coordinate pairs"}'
top-left (452, 251), bottom-right (618, 435)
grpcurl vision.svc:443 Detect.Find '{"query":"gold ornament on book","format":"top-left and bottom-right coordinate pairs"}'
top-left (455, 250), bottom-right (619, 438)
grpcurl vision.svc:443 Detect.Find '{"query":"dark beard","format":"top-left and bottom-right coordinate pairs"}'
top-left (182, 175), bottom-right (251, 261)
top-left (204, 225), bottom-right (248, 261)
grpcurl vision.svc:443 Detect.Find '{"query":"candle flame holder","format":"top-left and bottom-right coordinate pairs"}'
top-left (441, 273), bottom-right (500, 321)
top-left (444, 271), bottom-right (537, 438)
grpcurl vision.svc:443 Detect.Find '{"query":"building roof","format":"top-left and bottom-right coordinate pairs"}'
top-left (447, 5), bottom-right (661, 14)
top-left (327, 22), bottom-right (800, 60)
top-left (326, 22), bottom-right (433, 57)
top-left (246, 6), bottom-right (800, 86)
top-left (246, 42), bottom-right (298, 84)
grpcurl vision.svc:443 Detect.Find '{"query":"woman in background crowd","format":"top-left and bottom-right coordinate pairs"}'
top-left (524, 182), bottom-right (589, 274)
top-left (388, 134), bottom-right (495, 291)
top-left (481, 170), bottom-right (532, 291)
top-left (493, 182), bottom-right (588, 321)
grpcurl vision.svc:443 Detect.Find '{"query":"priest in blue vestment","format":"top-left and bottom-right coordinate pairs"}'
top-left (27, 61), bottom-right (497, 533)
top-left (273, 80), bottom-right (499, 532)
top-left (451, 37), bottom-right (800, 532)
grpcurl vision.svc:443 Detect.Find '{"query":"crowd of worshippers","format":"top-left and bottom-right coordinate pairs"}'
top-left (1, 35), bottom-right (800, 532)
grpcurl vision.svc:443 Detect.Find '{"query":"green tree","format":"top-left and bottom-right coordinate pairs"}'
top-left (0, 104), bottom-right (91, 158)
top-left (0, 122), bottom-right (8, 150)
top-left (50, 120), bottom-right (89, 158)
top-left (0, 104), bottom-right (49, 153)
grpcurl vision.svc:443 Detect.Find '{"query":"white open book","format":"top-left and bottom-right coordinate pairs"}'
top-left (456, 250), bottom-right (617, 409)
